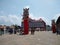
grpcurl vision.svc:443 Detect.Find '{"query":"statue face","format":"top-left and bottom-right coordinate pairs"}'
top-left (23, 8), bottom-right (29, 16)
top-left (23, 8), bottom-right (29, 12)
top-left (23, 8), bottom-right (29, 19)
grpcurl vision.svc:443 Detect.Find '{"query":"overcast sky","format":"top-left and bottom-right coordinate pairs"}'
top-left (0, 0), bottom-right (60, 26)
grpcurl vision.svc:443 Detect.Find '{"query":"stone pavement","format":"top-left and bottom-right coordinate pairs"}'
top-left (0, 31), bottom-right (60, 45)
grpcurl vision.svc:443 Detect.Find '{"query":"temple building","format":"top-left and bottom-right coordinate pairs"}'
top-left (21, 8), bottom-right (46, 31)
top-left (56, 16), bottom-right (60, 34)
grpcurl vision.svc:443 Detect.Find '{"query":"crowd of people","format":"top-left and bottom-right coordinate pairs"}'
top-left (0, 25), bottom-right (36, 35)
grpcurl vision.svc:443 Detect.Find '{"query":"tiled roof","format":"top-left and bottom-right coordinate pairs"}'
top-left (56, 16), bottom-right (60, 25)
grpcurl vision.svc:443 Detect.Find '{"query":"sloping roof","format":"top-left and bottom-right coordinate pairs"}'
top-left (56, 16), bottom-right (60, 25)
top-left (29, 18), bottom-right (45, 23)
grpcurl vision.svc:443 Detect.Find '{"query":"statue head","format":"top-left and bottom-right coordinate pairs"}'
top-left (23, 8), bottom-right (29, 13)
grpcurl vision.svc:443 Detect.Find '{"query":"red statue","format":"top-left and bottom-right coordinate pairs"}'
top-left (23, 8), bottom-right (29, 35)
top-left (52, 20), bottom-right (56, 33)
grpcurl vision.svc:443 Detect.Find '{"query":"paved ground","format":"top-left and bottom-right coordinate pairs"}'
top-left (0, 31), bottom-right (60, 45)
